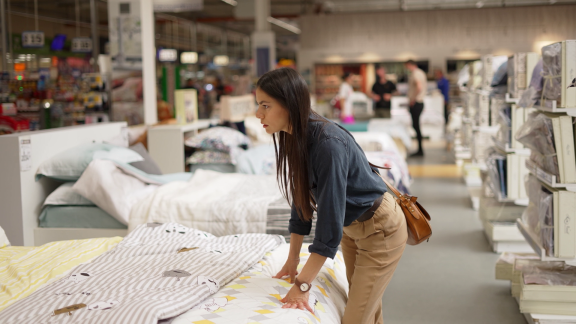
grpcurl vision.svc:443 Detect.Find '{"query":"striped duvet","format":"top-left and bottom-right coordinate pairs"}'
top-left (0, 237), bottom-right (122, 312)
top-left (0, 223), bottom-right (283, 324)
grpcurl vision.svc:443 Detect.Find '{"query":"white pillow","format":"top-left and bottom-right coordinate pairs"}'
top-left (0, 226), bottom-right (10, 248)
top-left (73, 160), bottom-right (158, 225)
top-left (43, 183), bottom-right (94, 206)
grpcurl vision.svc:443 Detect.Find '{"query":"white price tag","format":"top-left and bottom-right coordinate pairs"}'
top-left (71, 37), bottom-right (93, 53)
top-left (19, 137), bottom-right (32, 172)
top-left (21, 31), bottom-right (45, 48)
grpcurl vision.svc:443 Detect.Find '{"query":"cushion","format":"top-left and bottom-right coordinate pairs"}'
top-left (184, 127), bottom-right (251, 164)
top-left (187, 151), bottom-right (232, 165)
top-left (129, 143), bottom-right (163, 175)
top-left (0, 226), bottom-right (9, 248)
top-left (43, 182), bottom-right (94, 206)
top-left (36, 143), bottom-right (144, 181)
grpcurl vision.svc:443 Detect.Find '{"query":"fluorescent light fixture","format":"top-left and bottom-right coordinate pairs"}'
top-left (181, 52), bottom-right (198, 64)
top-left (221, 0), bottom-right (237, 6)
top-left (158, 49), bottom-right (178, 62)
top-left (475, 1), bottom-right (484, 8)
top-left (214, 55), bottom-right (229, 66)
top-left (267, 17), bottom-right (301, 35)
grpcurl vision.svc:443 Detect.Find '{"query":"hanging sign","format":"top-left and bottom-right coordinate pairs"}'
top-left (158, 49), bottom-right (178, 62)
top-left (21, 31), bottom-right (45, 48)
top-left (71, 37), bottom-right (93, 53)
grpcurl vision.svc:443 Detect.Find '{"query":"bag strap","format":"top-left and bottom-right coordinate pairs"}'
top-left (368, 162), bottom-right (403, 198)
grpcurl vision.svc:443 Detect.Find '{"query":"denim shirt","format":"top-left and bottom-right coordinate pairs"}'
top-left (289, 116), bottom-right (388, 259)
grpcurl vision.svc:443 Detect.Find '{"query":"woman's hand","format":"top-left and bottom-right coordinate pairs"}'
top-left (280, 285), bottom-right (314, 314)
top-left (273, 258), bottom-right (300, 283)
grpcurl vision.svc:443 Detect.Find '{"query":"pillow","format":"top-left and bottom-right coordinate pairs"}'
top-left (184, 127), bottom-right (251, 163)
top-left (129, 143), bottom-right (163, 175)
top-left (73, 160), bottom-right (158, 226)
top-left (0, 226), bottom-right (9, 248)
top-left (187, 151), bottom-right (232, 165)
top-left (36, 143), bottom-right (144, 181)
top-left (43, 182), bottom-right (94, 206)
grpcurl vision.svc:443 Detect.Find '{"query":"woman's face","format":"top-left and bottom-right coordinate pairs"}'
top-left (255, 87), bottom-right (291, 134)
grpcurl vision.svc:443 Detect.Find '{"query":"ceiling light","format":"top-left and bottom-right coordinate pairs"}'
top-left (476, 1), bottom-right (484, 8)
top-left (266, 17), bottom-right (301, 35)
top-left (550, 0), bottom-right (557, 3)
top-left (221, 0), bottom-right (237, 6)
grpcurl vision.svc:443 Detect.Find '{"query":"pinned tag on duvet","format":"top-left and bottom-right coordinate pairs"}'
top-left (52, 303), bottom-right (86, 316)
top-left (177, 247), bottom-right (198, 253)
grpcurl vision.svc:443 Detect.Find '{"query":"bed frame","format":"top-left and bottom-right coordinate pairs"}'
top-left (0, 123), bottom-right (129, 246)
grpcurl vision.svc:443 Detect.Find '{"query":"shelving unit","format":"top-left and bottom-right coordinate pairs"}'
top-left (494, 140), bottom-right (531, 156)
top-left (506, 93), bottom-right (519, 104)
top-left (525, 159), bottom-right (576, 192)
top-left (516, 220), bottom-right (576, 267)
top-left (535, 101), bottom-right (576, 117)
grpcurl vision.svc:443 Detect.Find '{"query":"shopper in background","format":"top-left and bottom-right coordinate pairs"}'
top-left (435, 69), bottom-right (450, 125)
top-left (339, 72), bottom-right (355, 124)
top-left (405, 60), bottom-right (427, 157)
top-left (255, 68), bottom-right (407, 324)
top-left (371, 66), bottom-right (397, 118)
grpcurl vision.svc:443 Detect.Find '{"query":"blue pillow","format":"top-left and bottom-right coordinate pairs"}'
top-left (36, 143), bottom-right (143, 181)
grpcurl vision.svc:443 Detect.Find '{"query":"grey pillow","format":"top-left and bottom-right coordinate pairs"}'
top-left (129, 143), bottom-right (163, 175)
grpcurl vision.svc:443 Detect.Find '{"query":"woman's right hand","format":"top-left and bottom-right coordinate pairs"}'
top-left (273, 258), bottom-right (300, 283)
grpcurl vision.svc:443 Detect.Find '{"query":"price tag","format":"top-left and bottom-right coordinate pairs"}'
top-left (21, 31), bottom-right (45, 48)
top-left (19, 137), bottom-right (32, 172)
top-left (71, 37), bottom-right (93, 53)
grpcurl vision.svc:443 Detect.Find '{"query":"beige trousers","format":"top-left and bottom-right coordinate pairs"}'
top-left (340, 192), bottom-right (408, 324)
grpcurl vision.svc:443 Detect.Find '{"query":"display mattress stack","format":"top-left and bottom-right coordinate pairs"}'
top-left (479, 196), bottom-right (530, 253)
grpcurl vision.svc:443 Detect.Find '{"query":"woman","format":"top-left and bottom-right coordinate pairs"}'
top-left (338, 72), bottom-right (355, 124)
top-left (255, 68), bottom-right (407, 324)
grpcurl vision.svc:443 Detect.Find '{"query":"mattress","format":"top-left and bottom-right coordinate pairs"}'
top-left (39, 200), bottom-right (314, 243)
top-left (39, 206), bottom-right (127, 229)
top-left (166, 243), bottom-right (348, 324)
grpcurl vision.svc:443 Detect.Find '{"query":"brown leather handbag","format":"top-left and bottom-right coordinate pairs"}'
top-left (370, 163), bottom-right (432, 245)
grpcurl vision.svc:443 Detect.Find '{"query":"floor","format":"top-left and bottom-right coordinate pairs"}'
top-left (381, 142), bottom-right (526, 324)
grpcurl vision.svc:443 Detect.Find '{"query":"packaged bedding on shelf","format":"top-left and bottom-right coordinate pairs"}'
top-left (541, 40), bottom-right (576, 109)
top-left (495, 252), bottom-right (538, 281)
top-left (508, 53), bottom-right (541, 99)
top-left (518, 59), bottom-right (544, 109)
top-left (515, 112), bottom-right (559, 178)
top-left (522, 174), bottom-right (554, 255)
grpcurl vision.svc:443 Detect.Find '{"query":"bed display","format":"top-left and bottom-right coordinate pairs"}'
top-left (0, 223), bottom-right (283, 324)
top-left (0, 236), bottom-right (122, 312)
top-left (129, 170), bottom-right (284, 236)
top-left (185, 126), bottom-right (252, 165)
top-left (167, 243), bottom-right (348, 324)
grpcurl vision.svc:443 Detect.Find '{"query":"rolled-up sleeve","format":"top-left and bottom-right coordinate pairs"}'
top-left (289, 205), bottom-right (312, 236)
top-left (308, 137), bottom-right (349, 259)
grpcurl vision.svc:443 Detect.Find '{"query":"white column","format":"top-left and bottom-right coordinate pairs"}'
top-left (251, 0), bottom-right (275, 77)
top-left (140, 0), bottom-right (158, 125)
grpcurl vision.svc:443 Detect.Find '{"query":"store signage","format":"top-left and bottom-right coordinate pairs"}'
top-left (158, 49), bottom-right (178, 62)
top-left (21, 31), bottom-right (45, 48)
top-left (153, 0), bottom-right (203, 12)
top-left (213, 55), bottom-right (229, 66)
top-left (180, 52), bottom-right (198, 64)
top-left (71, 37), bottom-right (93, 53)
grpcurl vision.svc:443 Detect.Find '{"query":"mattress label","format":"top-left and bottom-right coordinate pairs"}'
top-left (19, 137), bottom-right (32, 172)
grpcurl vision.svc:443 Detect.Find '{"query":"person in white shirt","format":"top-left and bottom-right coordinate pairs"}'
top-left (405, 60), bottom-right (427, 157)
top-left (338, 72), bottom-right (355, 124)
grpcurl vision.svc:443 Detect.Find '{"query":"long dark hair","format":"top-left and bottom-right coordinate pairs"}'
top-left (256, 68), bottom-right (319, 222)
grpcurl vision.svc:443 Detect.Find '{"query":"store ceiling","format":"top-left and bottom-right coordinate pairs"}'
top-left (7, 0), bottom-right (576, 38)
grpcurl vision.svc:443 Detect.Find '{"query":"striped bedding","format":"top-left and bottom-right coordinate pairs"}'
top-left (0, 237), bottom-right (122, 312)
top-left (266, 197), bottom-right (316, 244)
top-left (0, 223), bottom-right (283, 324)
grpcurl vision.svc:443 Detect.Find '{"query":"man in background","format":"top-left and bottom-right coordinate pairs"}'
top-left (435, 69), bottom-right (450, 126)
top-left (371, 66), bottom-right (397, 118)
top-left (405, 60), bottom-right (427, 157)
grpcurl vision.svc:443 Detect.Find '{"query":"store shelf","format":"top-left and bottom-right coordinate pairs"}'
top-left (505, 93), bottom-right (519, 104)
top-left (516, 220), bottom-right (576, 267)
top-left (526, 159), bottom-right (576, 192)
top-left (494, 140), bottom-right (531, 155)
top-left (535, 101), bottom-right (576, 117)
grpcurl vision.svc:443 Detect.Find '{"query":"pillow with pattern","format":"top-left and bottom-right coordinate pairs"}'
top-left (184, 127), bottom-right (251, 163)
top-left (187, 151), bottom-right (232, 165)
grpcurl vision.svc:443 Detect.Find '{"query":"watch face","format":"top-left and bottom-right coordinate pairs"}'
top-left (300, 283), bottom-right (310, 291)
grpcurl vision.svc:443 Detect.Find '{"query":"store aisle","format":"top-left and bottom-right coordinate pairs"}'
top-left (381, 147), bottom-right (526, 324)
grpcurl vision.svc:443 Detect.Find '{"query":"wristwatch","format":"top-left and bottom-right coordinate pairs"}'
top-left (294, 277), bottom-right (311, 292)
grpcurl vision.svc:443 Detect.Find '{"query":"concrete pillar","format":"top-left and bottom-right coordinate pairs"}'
top-left (251, 0), bottom-right (275, 77)
top-left (140, 0), bottom-right (158, 125)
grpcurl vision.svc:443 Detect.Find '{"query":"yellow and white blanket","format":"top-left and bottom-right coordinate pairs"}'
top-left (169, 244), bottom-right (349, 324)
top-left (0, 236), bottom-right (122, 312)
